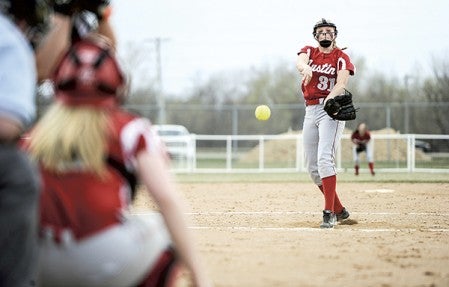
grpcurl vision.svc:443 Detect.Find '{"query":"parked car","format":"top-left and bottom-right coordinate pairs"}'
top-left (152, 125), bottom-right (194, 160)
top-left (415, 140), bottom-right (431, 153)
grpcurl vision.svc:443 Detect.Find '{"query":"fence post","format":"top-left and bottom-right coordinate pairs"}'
top-left (407, 134), bottom-right (415, 172)
top-left (226, 136), bottom-right (232, 171)
top-left (191, 134), bottom-right (197, 172)
top-left (232, 106), bottom-right (238, 153)
top-left (259, 136), bottom-right (264, 171)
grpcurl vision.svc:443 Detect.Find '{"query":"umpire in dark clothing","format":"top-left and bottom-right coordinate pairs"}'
top-left (0, 146), bottom-right (40, 286)
top-left (0, 0), bottom-right (50, 285)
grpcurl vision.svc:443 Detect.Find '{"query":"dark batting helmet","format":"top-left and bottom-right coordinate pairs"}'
top-left (0, 0), bottom-right (51, 48)
top-left (312, 18), bottom-right (338, 37)
top-left (52, 35), bottom-right (127, 107)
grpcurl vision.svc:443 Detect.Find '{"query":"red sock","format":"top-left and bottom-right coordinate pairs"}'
top-left (318, 184), bottom-right (343, 213)
top-left (137, 248), bottom-right (179, 287)
top-left (318, 185), bottom-right (324, 194)
top-left (369, 162), bottom-right (374, 173)
top-left (322, 175), bottom-right (336, 212)
top-left (333, 194), bottom-right (343, 214)
top-left (354, 165), bottom-right (359, 175)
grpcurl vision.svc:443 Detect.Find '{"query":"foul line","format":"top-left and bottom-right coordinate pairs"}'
top-left (189, 226), bottom-right (449, 233)
top-left (133, 211), bottom-right (449, 216)
top-left (132, 212), bottom-right (449, 232)
top-left (181, 211), bottom-right (449, 216)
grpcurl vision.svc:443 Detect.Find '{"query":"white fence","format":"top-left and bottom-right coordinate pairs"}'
top-left (165, 133), bottom-right (449, 173)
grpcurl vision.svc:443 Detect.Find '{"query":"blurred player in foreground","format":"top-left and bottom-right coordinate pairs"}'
top-left (1, 0), bottom-right (121, 285)
top-left (296, 18), bottom-right (355, 228)
top-left (25, 35), bottom-right (211, 287)
top-left (351, 122), bottom-right (375, 176)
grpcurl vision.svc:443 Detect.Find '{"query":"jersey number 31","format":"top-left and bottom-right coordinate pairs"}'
top-left (317, 75), bottom-right (335, 92)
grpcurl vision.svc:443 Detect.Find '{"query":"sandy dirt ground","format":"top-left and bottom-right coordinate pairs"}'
top-left (132, 181), bottom-right (449, 287)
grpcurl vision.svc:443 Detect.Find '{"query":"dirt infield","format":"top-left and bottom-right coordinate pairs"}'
top-left (132, 180), bottom-right (449, 287)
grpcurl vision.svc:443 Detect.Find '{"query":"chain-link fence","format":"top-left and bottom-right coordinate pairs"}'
top-left (124, 102), bottom-right (449, 137)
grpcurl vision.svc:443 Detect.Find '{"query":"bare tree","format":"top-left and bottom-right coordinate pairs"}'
top-left (422, 58), bottom-right (449, 134)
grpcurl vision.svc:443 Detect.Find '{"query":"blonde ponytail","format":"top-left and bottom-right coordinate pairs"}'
top-left (29, 102), bottom-right (110, 177)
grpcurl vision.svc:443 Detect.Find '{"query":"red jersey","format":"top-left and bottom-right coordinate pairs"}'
top-left (298, 46), bottom-right (355, 100)
top-left (351, 130), bottom-right (371, 145)
top-left (38, 108), bottom-right (166, 241)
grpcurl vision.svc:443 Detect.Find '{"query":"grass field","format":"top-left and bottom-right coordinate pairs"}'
top-left (191, 158), bottom-right (449, 170)
top-left (174, 171), bottom-right (449, 184)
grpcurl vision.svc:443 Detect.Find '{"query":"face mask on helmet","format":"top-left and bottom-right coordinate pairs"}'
top-left (52, 35), bottom-right (127, 107)
top-left (318, 40), bottom-right (332, 48)
top-left (0, 0), bottom-right (51, 49)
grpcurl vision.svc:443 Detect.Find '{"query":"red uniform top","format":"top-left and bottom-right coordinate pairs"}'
top-left (298, 46), bottom-right (355, 100)
top-left (38, 108), bottom-right (165, 241)
top-left (351, 130), bottom-right (371, 145)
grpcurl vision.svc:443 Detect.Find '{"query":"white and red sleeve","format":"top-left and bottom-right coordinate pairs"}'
top-left (120, 118), bottom-right (166, 170)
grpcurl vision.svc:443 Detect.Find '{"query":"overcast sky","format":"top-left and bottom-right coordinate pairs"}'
top-left (110, 0), bottom-right (449, 95)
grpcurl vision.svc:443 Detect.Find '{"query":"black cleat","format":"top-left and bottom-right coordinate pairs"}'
top-left (320, 210), bottom-right (336, 228)
top-left (336, 207), bottom-right (350, 221)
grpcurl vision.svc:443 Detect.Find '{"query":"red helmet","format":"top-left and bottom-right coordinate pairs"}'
top-left (52, 35), bottom-right (126, 107)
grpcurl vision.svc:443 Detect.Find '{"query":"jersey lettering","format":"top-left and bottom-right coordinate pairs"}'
top-left (309, 62), bottom-right (336, 75)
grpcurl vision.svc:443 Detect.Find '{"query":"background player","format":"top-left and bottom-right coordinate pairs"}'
top-left (296, 18), bottom-right (355, 228)
top-left (351, 122), bottom-right (375, 175)
top-left (25, 35), bottom-right (211, 286)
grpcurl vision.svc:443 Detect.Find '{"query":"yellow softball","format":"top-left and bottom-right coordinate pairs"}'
top-left (255, 105), bottom-right (271, 121)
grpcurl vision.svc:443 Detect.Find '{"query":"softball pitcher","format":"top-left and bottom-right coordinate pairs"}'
top-left (25, 35), bottom-right (210, 287)
top-left (296, 18), bottom-right (355, 228)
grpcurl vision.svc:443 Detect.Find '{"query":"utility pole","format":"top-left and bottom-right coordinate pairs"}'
top-left (404, 75), bottom-right (411, 134)
top-left (145, 37), bottom-right (169, 124)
